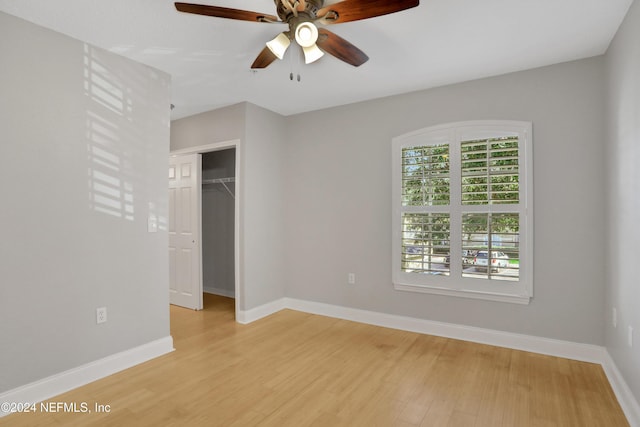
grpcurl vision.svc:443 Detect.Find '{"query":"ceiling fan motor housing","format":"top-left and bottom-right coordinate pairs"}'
top-left (274, 0), bottom-right (323, 22)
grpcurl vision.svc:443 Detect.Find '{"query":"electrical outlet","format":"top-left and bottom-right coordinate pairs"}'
top-left (613, 307), bottom-right (617, 328)
top-left (96, 307), bottom-right (107, 324)
top-left (348, 273), bottom-right (356, 285)
top-left (628, 326), bottom-right (634, 348)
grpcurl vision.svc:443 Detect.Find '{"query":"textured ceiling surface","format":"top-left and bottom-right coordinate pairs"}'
top-left (0, 0), bottom-right (633, 119)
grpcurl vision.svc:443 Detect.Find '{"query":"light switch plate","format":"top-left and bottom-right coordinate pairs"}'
top-left (148, 215), bottom-right (158, 232)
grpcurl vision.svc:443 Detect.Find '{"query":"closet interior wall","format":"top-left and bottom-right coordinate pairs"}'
top-left (202, 148), bottom-right (236, 298)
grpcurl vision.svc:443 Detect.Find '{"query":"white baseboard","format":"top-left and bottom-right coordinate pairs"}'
top-left (601, 352), bottom-right (640, 427)
top-left (283, 298), bottom-right (606, 363)
top-left (237, 297), bottom-right (639, 425)
top-left (235, 297), bottom-right (605, 362)
top-left (236, 298), bottom-right (287, 324)
top-left (0, 336), bottom-right (174, 418)
top-left (204, 286), bottom-right (235, 298)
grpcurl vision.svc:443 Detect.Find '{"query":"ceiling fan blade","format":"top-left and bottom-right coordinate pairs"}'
top-left (316, 29), bottom-right (369, 67)
top-left (251, 46), bottom-right (279, 69)
top-left (175, 2), bottom-right (280, 23)
top-left (317, 0), bottom-right (419, 24)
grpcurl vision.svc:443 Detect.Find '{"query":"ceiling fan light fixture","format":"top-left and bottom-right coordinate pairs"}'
top-left (295, 21), bottom-right (319, 48)
top-left (266, 32), bottom-right (291, 60)
top-left (302, 44), bottom-right (324, 64)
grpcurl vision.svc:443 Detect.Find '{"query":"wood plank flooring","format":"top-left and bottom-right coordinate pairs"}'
top-left (1, 294), bottom-right (629, 426)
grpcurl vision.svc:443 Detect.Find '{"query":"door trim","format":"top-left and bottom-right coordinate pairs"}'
top-left (170, 140), bottom-right (241, 317)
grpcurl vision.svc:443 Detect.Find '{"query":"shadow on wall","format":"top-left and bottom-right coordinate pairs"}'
top-left (84, 43), bottom-right (164, 225)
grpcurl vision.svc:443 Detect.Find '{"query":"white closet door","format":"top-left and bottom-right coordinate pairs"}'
top-left (168, 154), bottom-right (202, 310)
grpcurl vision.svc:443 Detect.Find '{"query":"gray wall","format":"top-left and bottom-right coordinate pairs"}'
top-left (285, 57), bottom-right (606, 345)
top-left (170, 103), bottom-right (287, 310)
top-left (605, 0), bottom-right (640, 402)
top-left (170, 102), bottom-right (246, 151)
top-left (243, 103), bottom-right (287, 309)
top-left (202, 149), bottom-right (236, 296)
top-left (0, 12), bottom-right (171, 393)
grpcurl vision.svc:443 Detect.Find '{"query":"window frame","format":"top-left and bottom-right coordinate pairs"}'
top-left (392, 120), bottom-right (533, 304)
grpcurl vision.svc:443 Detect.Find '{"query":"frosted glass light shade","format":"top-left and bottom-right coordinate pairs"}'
top-left (302, 44), bottom-right (324, 64)
top-left (266, 32), bottom-right (291, 60)
top-left (295, 22), bottom-right (319, 48)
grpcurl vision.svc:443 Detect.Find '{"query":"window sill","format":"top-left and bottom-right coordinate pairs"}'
top-left (393, 282), bottom-right (531, 305)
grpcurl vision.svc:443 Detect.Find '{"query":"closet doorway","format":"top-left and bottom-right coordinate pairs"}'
top-left (201, 149), bottom-right (235, 300)
top-left (168, 140), bottom-right (240, 315)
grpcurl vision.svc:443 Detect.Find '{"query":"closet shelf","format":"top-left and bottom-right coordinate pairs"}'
top-left (202, 177), bottom-right (235, 199)
top-left (202, 177), bottom-right (235, 185)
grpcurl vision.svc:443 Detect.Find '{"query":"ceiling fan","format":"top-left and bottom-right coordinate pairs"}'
top-left (175, 0), bottom-right (419, 69)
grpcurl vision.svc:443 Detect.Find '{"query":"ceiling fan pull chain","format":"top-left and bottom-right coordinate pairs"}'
top-left (289, 72), bottom-right (301, 82)
top-left (289, 41), bottom-right (301, 82)
top-left (296, 45), bottom-right (302, 82)
top-left (289, 42), bottom-right (294, 81)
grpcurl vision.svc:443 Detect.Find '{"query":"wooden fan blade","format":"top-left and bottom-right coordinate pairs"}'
top-left (317, 0), bottom-right (419, 24)
top-left (316, 29), bottom-right (369, 67)
top-left (175, 2), bottom-right (280, 23)
top-left (251, 46), bottom-right (279, 69)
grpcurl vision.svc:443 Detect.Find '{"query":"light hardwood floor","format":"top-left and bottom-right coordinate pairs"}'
top-left (1, 293), bottom-right (629, 426)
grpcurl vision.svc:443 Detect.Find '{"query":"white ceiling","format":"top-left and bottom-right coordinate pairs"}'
top-left (0, 0), bottom-right (633, 119)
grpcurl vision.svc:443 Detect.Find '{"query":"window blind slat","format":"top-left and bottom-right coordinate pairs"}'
top-left (461, 135), bottom-right (519, 206)
top-left (401, 144), bottom-right (450, 207)
top-left (401, 213), bottom-right (451, 275)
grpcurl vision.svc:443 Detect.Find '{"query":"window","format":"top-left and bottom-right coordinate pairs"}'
top-left (392, 121), bottom-right (533, 304)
